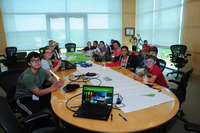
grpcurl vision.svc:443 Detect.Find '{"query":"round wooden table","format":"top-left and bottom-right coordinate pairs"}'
top-left (51, 66), bottom-right (179, 133)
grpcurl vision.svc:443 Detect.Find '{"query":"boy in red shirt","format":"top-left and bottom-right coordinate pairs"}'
top-left (134, 55), bottom-right (169, 88)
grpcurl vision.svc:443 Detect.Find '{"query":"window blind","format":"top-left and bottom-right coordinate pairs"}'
top-left (0, 0), bottom-right (122, 50)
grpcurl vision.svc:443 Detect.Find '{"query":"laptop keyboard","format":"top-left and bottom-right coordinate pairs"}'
top-left (79, 106), bottom-right (109, 116)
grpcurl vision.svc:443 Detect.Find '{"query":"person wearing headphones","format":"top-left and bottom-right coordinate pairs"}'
top-left (113, 46), bottom-right (139, 72)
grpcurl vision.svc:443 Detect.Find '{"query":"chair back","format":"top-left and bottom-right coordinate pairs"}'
top-left (5, 47), bottom-right (17, 57)
top-left (0, 69), bottom-right (24, 99)
top-left (170, 45), bottom-right (187, 62)
top-left (0, 96), bottom-right (24, 133)
top-left (176, 67), bottom-right (194, 104)
top-left (65, 43), bottom-right (76, 52)
top-left (158, 59), bottom-right (166, 72)
top-left (5, 47), bottom-right (18, 68)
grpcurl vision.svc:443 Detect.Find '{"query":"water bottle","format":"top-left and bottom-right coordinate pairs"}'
top-left (102, 59), bottom-right (106, 68)
top-left (143, 70), bottom-right (148, 83)
top-left (61, 62), bottom-right (65, 73)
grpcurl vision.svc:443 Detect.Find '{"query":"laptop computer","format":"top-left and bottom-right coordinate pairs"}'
top-left (73, 85), bottom-right (113, 121)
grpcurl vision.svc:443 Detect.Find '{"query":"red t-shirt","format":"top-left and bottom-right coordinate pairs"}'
top-left (113, 49), bottom-right (122, 57)
top-left (142, 45), bottom-right (151, 52)
top-left (131, 51), bottom-right (136, 55)
top-left (144, 65), bottom-right (169, 88)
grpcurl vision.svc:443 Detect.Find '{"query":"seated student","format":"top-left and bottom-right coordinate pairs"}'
top-left (15, 52), bottom-right (64, 115)
top-left (41, 46), bottom-right (62, 74)
top-left (142, 40), bottom-right (151, 53)
top-left (148, 46), bottom-right (160, 67)
top-left (48, 40), bottom-right (59, 62)
top-left (82, 41), bottom-right (92, 51)
top-left (131, 45), bottom-right (139, 56)
top-left (106, 39), bottom-right (114, 51)
top-left (140, 40), bottom-right (151, 68)
top-left (98, 41), bottom-right (110, 60)
top-left (134, 55), bottom-right (169, 88)
top-left (92, 40), bottom-right (98, 49)
top-left (110, 40), bottom-right (122, 58)
top-left (92, 40), bottom-right (100, 54)
top-left (113, 46), bottom-right (139, 73)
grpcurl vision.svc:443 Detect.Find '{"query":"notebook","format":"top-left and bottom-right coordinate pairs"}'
top-left (73, 85), bottom-right (113, 121)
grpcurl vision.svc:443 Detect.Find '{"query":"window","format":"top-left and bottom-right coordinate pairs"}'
top-left (0, 0), bottom-right (122, 50)
top-left (137, 0), bottom-right (185, 68)
top-left (137, 0), bottom-right (184, 47)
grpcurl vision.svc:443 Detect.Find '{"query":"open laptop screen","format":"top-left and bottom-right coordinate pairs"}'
top-left (82, 85), bottom-right (113, 107)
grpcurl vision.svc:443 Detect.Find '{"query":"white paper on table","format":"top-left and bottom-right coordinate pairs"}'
top-left (77, 64), bottom-right (175, 113)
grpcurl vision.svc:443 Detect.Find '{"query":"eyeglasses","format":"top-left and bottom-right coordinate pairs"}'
top-left (45, 52), bottom-right (52, 54)
top-left (31, 58), bottom-right (41, 63)
top-left (146, 60), bottom-right (155, 64)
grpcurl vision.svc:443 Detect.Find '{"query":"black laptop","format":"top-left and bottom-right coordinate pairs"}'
top-left (73, 85), bottom-right (113, 121)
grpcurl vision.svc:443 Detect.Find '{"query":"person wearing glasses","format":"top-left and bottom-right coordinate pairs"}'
top-left (15, 52), bottom-right (64, 115)
top-left (41, 46), bottom-right (62, 74)
top-left (98, 41), bottom-right (111, 61)
top-left (134, 55), bottom-right (168, 88)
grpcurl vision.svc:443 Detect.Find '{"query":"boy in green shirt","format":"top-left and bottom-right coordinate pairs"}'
top-left (15, 52), bottom-right (64, 115)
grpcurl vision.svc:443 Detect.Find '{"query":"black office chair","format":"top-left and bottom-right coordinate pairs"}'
top-left (158, 59), bottom-right (166, 72)
top-left (39, 47), bottom-right (46, 57)
top-left (65, 43), bottom-right (76, 52)
top-left (0, 69), bottom-right (26, 118)
top-left (0, 96), bottom-right (68, 133)
top-left (166, 44), bottom-right (191, 79)
top-left (168, 67), bottom-right (194, 118)
top-left (12, 52), bottom-right (28, 70)
top-left (0, 47), bottom-right (17, 69)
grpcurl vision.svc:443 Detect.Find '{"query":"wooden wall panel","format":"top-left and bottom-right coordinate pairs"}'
top-left (122, 0), bottom-right (136, 50)
top-left (181, 0), bottom-right (200, 78)
top-left (0, 7), bottom-right (7, 55)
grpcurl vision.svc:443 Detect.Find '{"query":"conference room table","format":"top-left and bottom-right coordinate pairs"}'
top-left (51, 62), bottom-right (179, 133)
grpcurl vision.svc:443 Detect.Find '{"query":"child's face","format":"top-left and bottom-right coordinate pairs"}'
top-left (121, 48), bottom-right (128, 56)
top-left (44, 49), bottom-right (53, 59)
top-left (146, 58), bottom-right (156, 69)
top-left (149, 51), bottom-right (157, 57)
top-left (100, 43), bottom-right (104, 48)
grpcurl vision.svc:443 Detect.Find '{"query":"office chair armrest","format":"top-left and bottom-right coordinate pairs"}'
top-left (21, 110), bottom-right (52, 124)
top-left (169, 54), bottom-right (172, 58)
top-left (168, 79), bottom-right (180, 85)
top-left (185, 122), bottom-right (200, 132)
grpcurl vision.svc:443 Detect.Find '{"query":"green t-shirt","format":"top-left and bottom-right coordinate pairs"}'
top-left (15, 67), bottom-right (51, 100)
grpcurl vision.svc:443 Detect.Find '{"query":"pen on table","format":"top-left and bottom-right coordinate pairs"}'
top-left (119, 113), bottom-right (127, 121)
top-left (49, 70), bottom-right (60, 81)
